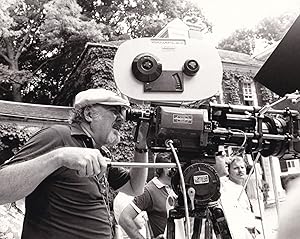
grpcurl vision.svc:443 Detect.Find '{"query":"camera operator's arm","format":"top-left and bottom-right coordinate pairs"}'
top-left (119, 121), bottom-right (149, 196)
top-left (0, 147), bottom-right (108, 205)
top-left (119, 203), bottom-right (146, 239)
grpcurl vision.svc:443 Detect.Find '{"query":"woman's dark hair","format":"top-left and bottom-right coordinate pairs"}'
top-left (155, 152), bottom-right (173, 177)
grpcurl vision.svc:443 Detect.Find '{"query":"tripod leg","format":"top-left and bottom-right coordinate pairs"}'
top-left (167, 217), bottom-right (175, 239)
top-left (210, 207), bottom-right (232, 239)
top-left (192, 218), bottom-right (202, 239)
top-left (205, 217), bottom-right (213, 239)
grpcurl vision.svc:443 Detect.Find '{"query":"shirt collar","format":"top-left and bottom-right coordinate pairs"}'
top-left (70, 123), bottom-right (86, 136)
top-left (152, 177), bottom-right (167, 189)
top-left (70, 123), bottom-right (96, 148)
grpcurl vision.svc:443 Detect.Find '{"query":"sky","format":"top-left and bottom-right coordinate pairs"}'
top-left (195, 0), bottom-right (300, 43)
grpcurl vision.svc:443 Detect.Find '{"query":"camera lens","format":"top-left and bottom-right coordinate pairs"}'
top-left (183, 59), bottom-right (200, 76)
top-left (131, 53), bottom-right (162, 82)
top-left (126, 108), bottom-right (153, 122)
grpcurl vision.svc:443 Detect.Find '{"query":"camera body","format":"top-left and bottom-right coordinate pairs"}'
top-left (114, 37), bottom-right (300, 209)
top-left (114, 38), bottom-right (300, 159)
top-left (114, 38), bottom-right (300, 158)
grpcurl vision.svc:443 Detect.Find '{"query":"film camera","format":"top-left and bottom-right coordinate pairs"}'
top-left (114, 37), bottom-right (300, 158)
top-left (113, 34), bottom-right (300, 238)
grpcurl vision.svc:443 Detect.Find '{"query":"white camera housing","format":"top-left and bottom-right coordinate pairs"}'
top-left (114, 38), bottom-right (223, 103)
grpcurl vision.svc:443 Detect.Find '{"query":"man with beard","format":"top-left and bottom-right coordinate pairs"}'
top-left (0, 88), bottom-right (149, 239)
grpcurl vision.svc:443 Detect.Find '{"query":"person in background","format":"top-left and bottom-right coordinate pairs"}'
top-left (214, 150), bottom-right (231, 179)
top-left (220, 156), bottom-right (258, 239)
top-left (0, 88), bottom-right (149, 239)
top-left (113, 191), bottom-right (149, 239)
top-left (119, 152), bottom-right (175, 239)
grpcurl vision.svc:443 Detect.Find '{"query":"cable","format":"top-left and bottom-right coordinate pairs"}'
top-left (253, 160), bottom-right (267, 239)
top-left (166, 140), bottom-right (191, 239)
top-left (238, 152), bottom-right (260, 201)
top-left (229, 129), bottom-right (247, 157)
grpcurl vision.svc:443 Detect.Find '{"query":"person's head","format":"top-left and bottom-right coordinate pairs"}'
top-left (155, 152), bottom-right (174, 179)
top-left (227, 156), bottom-right (247, 185)
top-left (70, 88), bottom-right (130, 147)
top-left (214, 150), bottom-right (231, 177)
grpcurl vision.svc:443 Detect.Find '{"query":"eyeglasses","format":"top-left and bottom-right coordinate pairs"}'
top-left (101, 105), bottom-right (126, 118)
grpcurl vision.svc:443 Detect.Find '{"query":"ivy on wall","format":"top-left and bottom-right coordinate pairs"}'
top-left (222, 70), bottom-right (277, 105)
top-left (0, 124), bottom-right (35, 164)
top-left (222, 70), bottom-right (253, 105)
top-left (259, 86), bottom-right (278, 104)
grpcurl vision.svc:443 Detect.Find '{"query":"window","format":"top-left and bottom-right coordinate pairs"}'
top-left (287, 160), bottom-right (296, 168)
top-left (243, 82), bottom-right (254, 106)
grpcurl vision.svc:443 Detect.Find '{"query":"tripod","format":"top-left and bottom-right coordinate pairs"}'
top-left (166, 202), bottom-right (232, 239)
top-left (166, 158), bottom-right (232, 239)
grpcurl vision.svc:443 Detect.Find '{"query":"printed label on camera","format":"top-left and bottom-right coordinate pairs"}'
top-left (193, 175), bottom-right (209, 184)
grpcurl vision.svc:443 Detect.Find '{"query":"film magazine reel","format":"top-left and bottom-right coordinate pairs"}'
top-left (113, 38), bottom-right (233, 239)
top-left (113, 37), bottom-right (223, 103)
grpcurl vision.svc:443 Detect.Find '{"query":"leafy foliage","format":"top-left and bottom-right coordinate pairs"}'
top-left (222, 70), bottom-right (278, 105)
top-left (259, 86), bottom-right (277, 104)
top-left (0, 0), bottom-right (211, 104)
top-left (218, 28), bottom-right (255, 55)
top-left (255, 13), bottom-right (298, 44)
top-left (0, 0), bottom-right (105, 102)
top-left (78, 0), bottom-right (212, 40)
top-left (0, 124), bottom-right (34, 164)
top-left (54, 44), bottom-right (118, 105)
top-left (222, 71), bottom-right (244, 104)
top-left (218, 12), bottom-right (298, 55)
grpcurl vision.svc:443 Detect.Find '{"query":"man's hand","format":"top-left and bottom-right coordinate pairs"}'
top-left (58, 147), bottom-right (109, 178)
top-left (135, 121), bottom-right (149, 149)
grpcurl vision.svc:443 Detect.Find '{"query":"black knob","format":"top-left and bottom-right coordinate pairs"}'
top-left (131, 53), bottom-right (162, 82)
top-left (183, 59), bottom-right (200, 76)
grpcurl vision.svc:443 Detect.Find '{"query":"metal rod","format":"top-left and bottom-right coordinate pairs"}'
top-left (269, 156), bottom-right (281, 222)
top-left (108, 162), bottom-right (177, 168)
top-left (254, 162), bottom-right (267, 239)
top-left (213, 130), bottom-right (288, 141)
top-left (210, 102), bottom-right (299, 115)
top-left (238, 152), bottom-right (261, 201)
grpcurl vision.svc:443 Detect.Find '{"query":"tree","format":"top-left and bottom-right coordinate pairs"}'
top-left (218, 28), bottom-right (255, 55)
top-left (78, 0), bottom-right (212, 40)
top-left (0, 0), bottom-right (211, 104)
top-left (0, 0), bottom-right (105, 102)
top-left (217, 12), bottom-right (298, 55)
top-left (254, 12), bottom-right (298, 45)
top-left (0, 0), bottom-right (46, 101)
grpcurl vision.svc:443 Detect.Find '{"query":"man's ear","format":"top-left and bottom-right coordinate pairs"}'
top-left (83, 107), bottom-right (93, 122)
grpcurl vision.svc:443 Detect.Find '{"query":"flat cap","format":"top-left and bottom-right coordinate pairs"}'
top-left (74, 88), bottom-right (130, 108)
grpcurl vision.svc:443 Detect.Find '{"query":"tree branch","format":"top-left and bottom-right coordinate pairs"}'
top-left (15, 25), bottom-right (33, 60)
top-left (32, 49), bottom-right (71, 75)
top-left (15, 8), bottom-right (44, 60)
top-left (0, 51), bottom-right (11, 64)
top-left (0, 84), bottom-right (10, 92)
